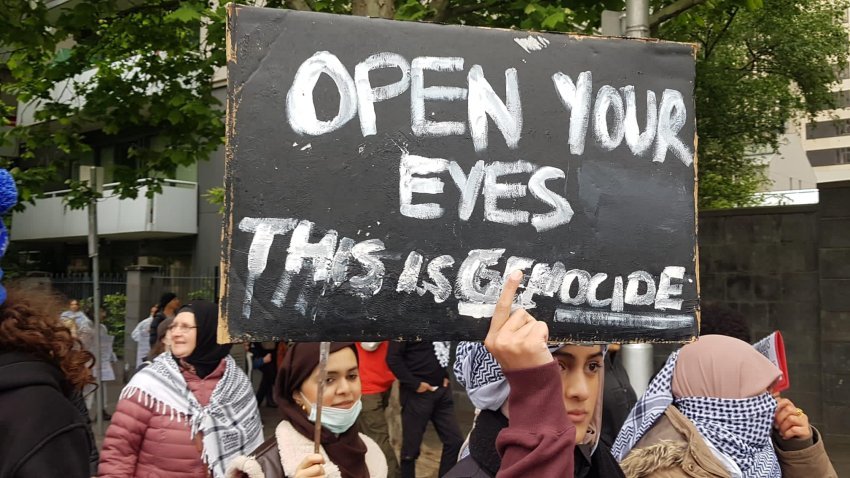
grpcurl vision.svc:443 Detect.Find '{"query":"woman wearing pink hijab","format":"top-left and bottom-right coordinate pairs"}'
top-left (612, 335), bottom-right (836, 478)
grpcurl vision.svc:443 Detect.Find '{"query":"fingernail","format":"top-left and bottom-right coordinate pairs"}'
top-left (510, 270), bottom-right (522, 281)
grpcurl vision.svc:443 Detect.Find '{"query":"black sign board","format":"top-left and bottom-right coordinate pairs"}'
top-left (222, 5), bottom-right (699, 343)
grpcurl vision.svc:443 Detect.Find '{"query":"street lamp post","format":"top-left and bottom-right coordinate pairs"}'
top-left (83, 166), bottom-right (104, 435)
top-left (625, 0), bottom-right (650, 38)
top-left (619, 0), bottom-right (655, 398)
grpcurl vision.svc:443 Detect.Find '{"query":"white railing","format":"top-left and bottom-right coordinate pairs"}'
top-left (752, 189), bottom-right (819, 207)
top-left (36, 178), bottom-right (197, 198)
top-left (11, 179), bottom-right (198, 241)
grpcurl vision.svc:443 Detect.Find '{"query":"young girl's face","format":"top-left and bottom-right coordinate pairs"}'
top-left (297, 347), bottom-right (361, 411)
top-left (553, 345), bottom-right (604, 443)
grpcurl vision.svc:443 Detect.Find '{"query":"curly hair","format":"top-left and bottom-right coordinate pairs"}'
top-left (0, 285), bottom-right (95, 391)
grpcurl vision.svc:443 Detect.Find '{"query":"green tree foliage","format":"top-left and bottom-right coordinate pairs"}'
top-left (0, 0), bottom-right (227, 209)
top-left (80, 292), bottom-right (126, 356)
top-left (656, 0), bottom-right (850, 207)
top-left (1, 0), bottom-right (847, 210)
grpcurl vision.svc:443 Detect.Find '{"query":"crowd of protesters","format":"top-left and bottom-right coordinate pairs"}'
top-left (0, 273), bottom-right (839, 478)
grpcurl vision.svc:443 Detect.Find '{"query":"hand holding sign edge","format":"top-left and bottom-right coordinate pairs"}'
top-left (484, 270), bottom-right (553, 371)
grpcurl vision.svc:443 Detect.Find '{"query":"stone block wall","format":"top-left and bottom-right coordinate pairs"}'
top-left (818, 181), bottom-right (850, 471)
top-left (697, 206), bottom-right (823, 427)
top-left (677, 180), bottom-right (850, 473)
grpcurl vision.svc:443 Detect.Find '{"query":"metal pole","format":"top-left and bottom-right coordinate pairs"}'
top-left (619, 343), bottom-right (655, 398)
top-left (313, 342), bottom-right (331, 453)
top-left (625, 0), bottom-right (650, 38)
top-left (622, 0), bottom-right (655, 398)
top-left (87, 166), bottom-right (103, 436)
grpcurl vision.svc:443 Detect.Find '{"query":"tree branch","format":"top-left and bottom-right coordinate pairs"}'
top-left (430, 0), bottom-right (450, 23)
top-left (450, 2), bottom-right (496, 17)
top-left (284, 0), bottom-right (312, 11)
top-left (703, 7), bottom-right (738, 61)
top-left (649, 0), bottom-right (708, 28)
top-left (738, 39), bottom-right (759, 72)
top-left (351, 0), bottom-right (394, 18)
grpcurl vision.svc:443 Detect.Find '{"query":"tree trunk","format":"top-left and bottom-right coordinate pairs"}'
top-left (352, 0), bottom-right (395, 18)
top-left (430, 0), bottom-right (450, 23)
top-left (284, 0), bottom-right (312, 11)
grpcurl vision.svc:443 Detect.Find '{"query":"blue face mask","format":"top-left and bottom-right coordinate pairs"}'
top-left (301, 392), bottom-right (363, 434)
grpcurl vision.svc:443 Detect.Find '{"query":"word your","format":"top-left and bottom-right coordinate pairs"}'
top-left (239, 216), bottom-right (687, 320)
top-left (285, 51), bottom-right (693, 165)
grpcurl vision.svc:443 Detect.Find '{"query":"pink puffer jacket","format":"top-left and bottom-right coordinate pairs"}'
top-left (98, 359), bottom-right (227, 477)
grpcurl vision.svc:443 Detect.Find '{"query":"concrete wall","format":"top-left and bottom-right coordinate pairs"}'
top-left (699, 206), bottom-right (822, 424)
top-left (694, 180), bottom-right (850, 473)
top-left (191, 87), bottom-right (227, 278)
top-left (817, 181), bottom-right (850, 472)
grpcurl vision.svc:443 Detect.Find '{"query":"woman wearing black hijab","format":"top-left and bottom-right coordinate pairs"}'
top-left (100, 300), bottom-right (263, 478)
top-left (226, 342), bottom-right (387, 478)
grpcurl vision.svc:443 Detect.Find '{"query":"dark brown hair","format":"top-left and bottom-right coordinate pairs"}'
top-left (700, 302), bottom-right (752, 343)
top-left (0, 285), bottom-right (95, 391)
top-left (147, 316), bottom-right (173, 360)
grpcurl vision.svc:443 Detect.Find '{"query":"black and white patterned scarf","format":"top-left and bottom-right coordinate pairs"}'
top-left (433, 341), bottom-right (451, 368)
top-left (612, 350), bottom-right (780, 477)
top-left (120, 353), bottom-right (264, 477)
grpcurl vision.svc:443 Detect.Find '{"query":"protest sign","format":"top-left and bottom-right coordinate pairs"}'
top-left (221, 5), bottom-right (700, 342)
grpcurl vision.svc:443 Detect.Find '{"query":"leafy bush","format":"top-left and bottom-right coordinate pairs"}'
top-left (188, 288), bottom-right (215, 301)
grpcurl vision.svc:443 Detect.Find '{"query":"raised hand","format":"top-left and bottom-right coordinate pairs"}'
top-left (484, 270), bottom-right (552, 371)
top-left (775, 397), bottom-right (812, 441)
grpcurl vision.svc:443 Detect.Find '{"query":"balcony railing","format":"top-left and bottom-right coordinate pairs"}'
top-left (11, 179), bottom-right (198, 241)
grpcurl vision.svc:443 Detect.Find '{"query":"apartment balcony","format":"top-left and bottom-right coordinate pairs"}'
top-left (11, 179), bottom-right (198, 241)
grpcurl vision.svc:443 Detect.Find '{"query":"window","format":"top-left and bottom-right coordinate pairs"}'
top-left (835, 63), bottom-right (850, 81)
top-left (807, 148), bottom-right (850, 166)
top-left (833, 90), bottom-right (850, 109)
top-left (806, 119), bottom-right (850, 139)
top-left (88, 133), bottom-right (153, 184)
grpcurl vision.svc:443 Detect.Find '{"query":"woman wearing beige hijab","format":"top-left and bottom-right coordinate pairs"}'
top-left (612, 335), bottom-right (836, 478)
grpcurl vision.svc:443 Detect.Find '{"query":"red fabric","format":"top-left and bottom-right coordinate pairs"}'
top-left (98, 359), bottom-right (227, 477)
top-left (355, 342), bottom-right (396, 395)
top-left (496, 360), bottom-right (576, 478)
top-left (275, 342), bottom-right (288, 371)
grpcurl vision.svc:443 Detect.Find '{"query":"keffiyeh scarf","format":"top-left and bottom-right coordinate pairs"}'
top-left (433, 341), bottom-right (451, 368)
top-left (611, 351), bottom-right (781, 477)
top-left (454, 341), bottom-right (510, 411)
top-left (120, 354), bottom-right (264, 477)
top-left (454, 341), bottom-right (570, 411)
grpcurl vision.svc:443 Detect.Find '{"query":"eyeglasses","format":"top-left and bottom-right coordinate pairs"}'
top-left (167, 324), bottom-right (197, 332)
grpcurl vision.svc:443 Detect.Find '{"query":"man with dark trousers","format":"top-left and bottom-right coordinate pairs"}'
top-left (386, 340), bottom-right (463, 478)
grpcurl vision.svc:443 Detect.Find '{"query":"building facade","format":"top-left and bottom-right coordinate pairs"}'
top-left (798, 8), bottom-right (850, 183)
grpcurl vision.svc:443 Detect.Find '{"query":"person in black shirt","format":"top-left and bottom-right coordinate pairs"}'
top-left (249, 341), bottom-right (278, 407)
top-left (386, 341), bottom-right (463, 478)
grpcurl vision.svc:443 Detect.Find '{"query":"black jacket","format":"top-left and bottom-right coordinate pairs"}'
top-left (0, 351), bottom-right (93, 478)
top-left (601, 351), bottom-right (637, 448)
top-left (386, 341), bottom-right (447, 391)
